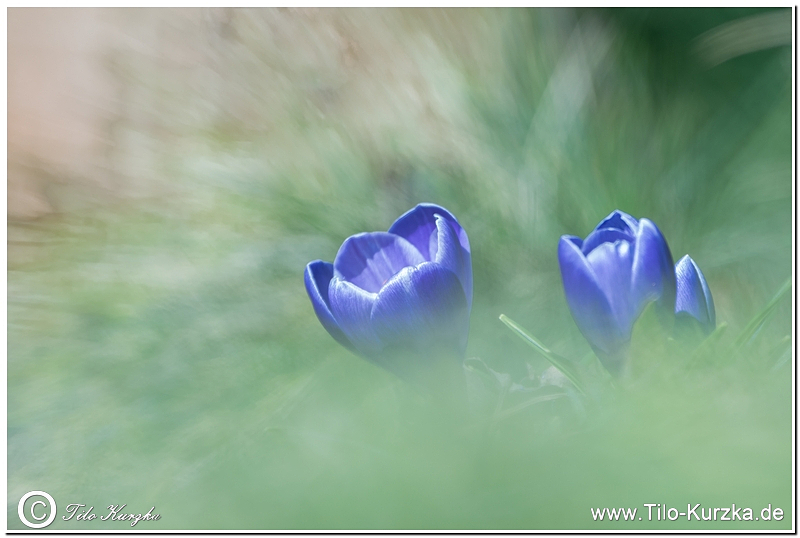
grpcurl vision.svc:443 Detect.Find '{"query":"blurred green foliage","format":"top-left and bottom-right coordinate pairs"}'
top-left (8, 8), bottom-right (792, 530)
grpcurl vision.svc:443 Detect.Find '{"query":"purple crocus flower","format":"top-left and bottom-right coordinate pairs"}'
top-left (304, 204), bottom-right (472, 377)
top-left (557, 210), bottom-right (675, 376)
top-left (674, 255), bottom-right (716, 333)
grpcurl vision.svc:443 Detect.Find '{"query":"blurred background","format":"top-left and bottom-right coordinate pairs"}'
top-left (8, 8), bottom-right (793, 530)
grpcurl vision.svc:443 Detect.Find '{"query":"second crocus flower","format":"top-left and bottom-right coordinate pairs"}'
top-left (558, 210), bottom-right (676, 376)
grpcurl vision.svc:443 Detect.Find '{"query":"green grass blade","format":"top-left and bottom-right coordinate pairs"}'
top-left (499, 314), bottom-right (586, 396)
top-left (686, 322), bottom-right (728, 369)
top-left (734, 278), bottom-right (791, 349)
top-left (769, 335), bottom-right (792, 373)
top-left (493, 393), bottom-right (568, 421)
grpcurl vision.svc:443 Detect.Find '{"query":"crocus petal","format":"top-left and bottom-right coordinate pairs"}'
top-left (558, 236), bottom-right (627, 358)
top-left (675, 255), bottom-right (716, 331)
top-left (328, 277), bottom-right (381, 356)
top-left (585, 239), bottom-right (635, 335)
top-left (595, 210), bottom-right (639, 236)
top-left (304, 261), bottom-right (355, 352)
top-left (388, 203), bottom-right (470, 262)
top-left (370, 262), bottom-right (469, 359)
top-left (333, 232), bottom-right (426, 294)
top-left (433, 215), bottom-right (473, 310)
top-left (581, 228), bottom-right (635, 256)
top-left (630, 218), bottom-right (676, 317)
top-left (697, 265), bottom-right (716, 327)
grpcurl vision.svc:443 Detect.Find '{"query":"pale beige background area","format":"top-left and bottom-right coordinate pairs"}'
top-left (9, 8), bottom-right (115, 219)
top-left (8, 8), bottom-right (511, 221)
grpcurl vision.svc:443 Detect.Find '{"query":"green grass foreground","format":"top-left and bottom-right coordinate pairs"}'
top-left (8, 8), bottom-right (792, 530)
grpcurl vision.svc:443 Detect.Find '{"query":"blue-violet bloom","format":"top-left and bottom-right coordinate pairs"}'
top-left (304, 203), bottom-right (472, 376)
top-left (674, 255), bottom-right (715, 333)
top-left (558, 210), bottom-right (675, 375)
